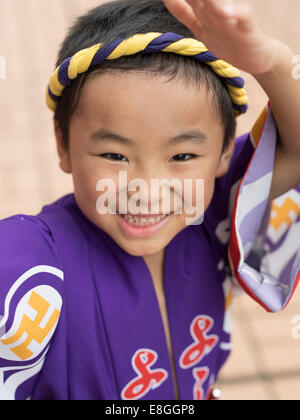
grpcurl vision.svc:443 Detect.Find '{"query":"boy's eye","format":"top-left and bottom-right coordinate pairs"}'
top-left (99, 153), bottom-right (128, 162)
top-left (171, 154), bottom-right (198, 162)
top-left (98, 153), bottom-right (198, 162)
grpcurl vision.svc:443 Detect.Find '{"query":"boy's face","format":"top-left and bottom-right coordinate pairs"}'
top-left (55, 71), bottom-right (235, 257)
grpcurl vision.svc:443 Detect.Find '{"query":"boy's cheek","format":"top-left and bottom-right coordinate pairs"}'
top-left (182, 176), bottom-right (215, 213)
top-left (204, 178), bottom-right (217, 210)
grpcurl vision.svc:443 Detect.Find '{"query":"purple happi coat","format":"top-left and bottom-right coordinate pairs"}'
top-left (0, 105), bottom-right (299, 400)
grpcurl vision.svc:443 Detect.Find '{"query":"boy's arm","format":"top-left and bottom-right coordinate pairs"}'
top-left (164, 0), bottom-right (300, 202)
top-left (0, 215), bottom-right (63, 400)
top-left (255, 46), bottom-right (300, 201)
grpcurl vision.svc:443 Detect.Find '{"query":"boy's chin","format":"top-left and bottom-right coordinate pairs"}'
top-left (118, 239), bottom-right (165, 258)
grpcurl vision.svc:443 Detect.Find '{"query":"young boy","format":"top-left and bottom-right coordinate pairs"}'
top-left (0, 0), bottom-right (299, 400)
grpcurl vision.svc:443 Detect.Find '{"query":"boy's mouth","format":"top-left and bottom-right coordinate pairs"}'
top-left (120, 213), bottom-right (169, 226)
top-left (116, 212), bottom-right (174, 238)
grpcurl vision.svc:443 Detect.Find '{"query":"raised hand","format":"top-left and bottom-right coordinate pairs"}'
top-left (163, 0), bottom-right (282, 75)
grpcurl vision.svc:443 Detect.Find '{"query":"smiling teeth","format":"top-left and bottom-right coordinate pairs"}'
top-left (122, 214), bottom-right (167, 226)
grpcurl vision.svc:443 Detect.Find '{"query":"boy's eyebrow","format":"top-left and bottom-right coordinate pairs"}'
top-left (88, 128), bottom-right (209, 146)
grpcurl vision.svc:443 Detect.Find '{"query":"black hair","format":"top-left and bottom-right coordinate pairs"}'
top-left (54, 0), bottom-right (236, 152)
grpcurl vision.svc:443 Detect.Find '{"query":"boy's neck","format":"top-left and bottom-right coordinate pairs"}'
top-left (143, 248), bottom-right (166, 290)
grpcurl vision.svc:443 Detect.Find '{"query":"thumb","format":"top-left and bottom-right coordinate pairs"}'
top-left (163, 0), bottom-right (202, 35)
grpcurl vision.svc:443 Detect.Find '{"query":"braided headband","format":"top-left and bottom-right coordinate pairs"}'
top-left (46, 32), bottom-right (248, 116)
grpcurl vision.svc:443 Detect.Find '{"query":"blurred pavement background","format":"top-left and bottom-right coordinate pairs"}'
top-left (0, 0), bottom-right (299, 400)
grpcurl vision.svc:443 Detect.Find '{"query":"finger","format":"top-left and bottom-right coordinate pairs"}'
top-left (235, 4), bottom-right (255, 32)
top-left (206, 2), bottom-right (255, 31)
top-left (163, 0), bottom-right (202, 34)
top-left (186, 0), bottom-right (237, 27)
top-left (187, 0), bottom-right (236, 18)
top-left (189, 0), bottom-right (255, 34)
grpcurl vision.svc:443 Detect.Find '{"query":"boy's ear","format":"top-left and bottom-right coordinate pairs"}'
top-left (53, 118), bottom-right (72, 174)
top-left (215, 137), bottom-right (235, 178)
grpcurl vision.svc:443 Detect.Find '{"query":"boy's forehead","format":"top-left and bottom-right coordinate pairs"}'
top-left (74, 71), bottom-right (221, 138)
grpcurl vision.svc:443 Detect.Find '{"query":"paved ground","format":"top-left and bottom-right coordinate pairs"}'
top-left (0, 0), bottom-right (299, 400)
